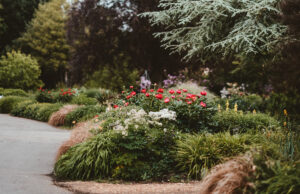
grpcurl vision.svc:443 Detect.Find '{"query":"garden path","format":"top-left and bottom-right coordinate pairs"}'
top-left (0, 114), bottom-right (71, 194)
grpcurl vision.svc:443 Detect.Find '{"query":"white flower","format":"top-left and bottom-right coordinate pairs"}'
top-left (149, 109), bottom-right (176, 121)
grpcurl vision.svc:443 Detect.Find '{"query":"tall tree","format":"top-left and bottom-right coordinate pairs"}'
top-left (17, 0), bottom-right (70, 88)
top-left (0, 0), bottom-right (48, 53)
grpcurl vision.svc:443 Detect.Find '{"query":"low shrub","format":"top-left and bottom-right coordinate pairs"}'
top-left (0, 96), bottom-right (29, 113)
top-left (174, 132), bottom-right (252, 179)
top-left (35, 88), bottom-right (55, 103)
top-left (253, 153), bottom-right (300, 194)
top-left (55, 88), bottom-right (76, 103)
top-left (82, 88), bottom-right (116, 103)
top-left (49, 105), bottom-right (79, 126)
top-left (213, 110), bottom-right (279, 133)
top-left (0, 89), bottom-right (28, 97)
top-left (11, 101), bottom-right (61, 121)
top-left (71, 94), bottom-right (98, 105)
top-left (216, 94), bottom-right (264, 112)
top-left (64, 105), bottom-right (106, 126)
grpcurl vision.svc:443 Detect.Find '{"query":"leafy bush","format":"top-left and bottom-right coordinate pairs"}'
top-left (83, 88), bottom-right (116, 103)
top-left (35, 88), bottom-right (55, 103)
top-left (0, 88), bottom-right (28, 97)
top-left (55, 109), bottom-right (177, 181)
top-left (0, 96), bottom-right (28, 113)
top-left (213, 110), bottom-right (279, 133)
top-left (0, 50), bottom-right (43, 90)
top-left (253, 154), bottom-right (300, 194)
top-left (174, 133), bottom-right (254, 179)
top-left (11, 101), bottom-right (61, 121)
top-left (64, 105), bottom-right (106, 126)
top-left (55, 88), bottom-right (76, 103)
top-left (216, 94), bottom-right (264, 112)
top-left (71, 94), bottom-right (98, 105)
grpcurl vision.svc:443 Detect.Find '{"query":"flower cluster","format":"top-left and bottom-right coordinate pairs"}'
top-left (163, 73), bottom-right (185, 88)
top-left (59, 88), bottom-right (76, 96)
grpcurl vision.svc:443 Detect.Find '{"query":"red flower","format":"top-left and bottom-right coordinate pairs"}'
top-left (200, 101), bottom-right (206, 107)
top-left (141, 89), bottom-right (147, 93)
top-left (48, 91), bottom-right (51, 94)
top-left (157, 88), bottom-right (164, 93)
top-left (130, 91), bottom-right (136, 96)
top-left (176, 89), bottom-right (181, 94)
top-left (121, 91), bottom-right (125, 94)
top-left (130, 86), bottom-right (133, 89)
top-left (42, 89), bottom-right (45, 92)
top-left (171, 95), bottom-right (175, 99)
top-left (124, 102), bottom-right (129, 107)
top-left (164, 97), bottom-right (170, 103)
top-left (201, 91), bottom-right (207, 96)
top-left (169, 89), bottom-right (175, 94)
top-left (145, 93), bottom-right (150, 97)
top-left (187, 101), bottom-right (192, 105)
top-left (186, 93), bottom-right (192, 98)
top-left (150, 89), bottom-right (154, 92)
top-left (155, 93), bottom-right (163, 99)
top-left (191, 96), bottom-right (197, 102)
top-left (126, 95), bottom-right (132, 99)
top-left (94, 115), bottom-right (99, 118)
top-left (113, 105), bottom-right (119, 109)
top-left (61, 89), bottom-right (64, 92)
top-left (183, 89), bottom-right (188, 92)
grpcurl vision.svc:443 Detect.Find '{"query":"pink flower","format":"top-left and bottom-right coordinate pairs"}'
top-left (145, 93), bottom-right (150, 97)
top-left (130, 86), bottom-right (133, 89)
top-left (201, 91), bottom-right (207, 96)
top-left (183, 89), bottom-right (188, 92)
top-left (176, 90), bottom-right (181, 94)
top-left (130, 91), bottom-right (136, 96)
top-left (155, 93), bottom-right (163, 99)
top-left (150, 89), bottom-right (154, 92)
top-left (186, 93), bottom-right (192, 98)
top-left (187, 101), bottom-right (192, 105)
top-left (200, 101), bottom-right (206, 107)
top-left (171, 95), bottom-right (175, 99)
top-left (121, 91), bottom-right (125, 94)
top-left (164, 97), bottom-right (170, 103)
top-left (124, 102), bottom-right (129, 107)
top-left (141, 89), bottom-right (146, 93)
top-left (126, 95), bottom-right (132, 99)
top-left (169, 89), bottom-right (175, 94)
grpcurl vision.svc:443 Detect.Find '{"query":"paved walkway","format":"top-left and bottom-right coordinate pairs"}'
top-left (0, 114), bottom-right (72, 194)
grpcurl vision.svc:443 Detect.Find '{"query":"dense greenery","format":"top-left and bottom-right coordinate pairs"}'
top-left (0, 50), bottom-right (43, 89)
top-left (17, 0), bottom-right (70, 87)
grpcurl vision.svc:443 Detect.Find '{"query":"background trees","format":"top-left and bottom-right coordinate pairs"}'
top-left (17, 0), bottom-right (70, 88)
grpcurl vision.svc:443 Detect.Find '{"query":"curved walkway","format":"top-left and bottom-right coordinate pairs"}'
top-left (0, 114), bottom-right (71, 194)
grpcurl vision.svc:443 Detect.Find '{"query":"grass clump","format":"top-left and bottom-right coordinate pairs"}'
top-left (71, 94), bottom-right (98, 105)
top-left (49, 105), bottom-right (79, 126)
top-left (0, 88), bottom-right (28, 97)
top-left (64, 105), bottom-right (106, 126)
top-left (0, 96), bottom-right (29, 113)
top-left (213, 110), bottom-right (279, 133)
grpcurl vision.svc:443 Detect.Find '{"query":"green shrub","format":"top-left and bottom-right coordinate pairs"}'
top-left (64, 105), bottom-right (106, 126)
top-left (55, 123), bottom-right (176, 181)
top-left (0, 50), bottom-right (43, 90)
top-left (174, 132), bottom-right (253, 179)
top-left (0, 88), bottom-right (28, 97)
top-left (216, 94), bottom-right (264, 112)
top-left (0, 96), bottom-right (28, 113)
top-left (253, 154), bottom-right (300, 194)
top-left (11, 100), bottom-right (37, 117)
top-left (11, 101), bottom-right (61, 121)
top-left (35, 88), bottom-right (55, 103)
top-left (71, 94), bottom-right (98, 105)
top-left (213, 110), bottom-right (279, 133)
top-left (82, 88), bottom-right (116, 103)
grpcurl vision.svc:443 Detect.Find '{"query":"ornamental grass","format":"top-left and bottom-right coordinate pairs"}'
top-left (48, 104), bottom-right (78, 126)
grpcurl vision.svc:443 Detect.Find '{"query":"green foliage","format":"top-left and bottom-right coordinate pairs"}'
top-left (11, 102), bottom-right (61, 121)
top-left (82, 88), bottom-right (116, 103)
top-left (174, 132), bottom-right (255, 179)
top-left (55, 122), bottom-right (177, 181)
top-left (0, 96), bottom-right (28, 113)
top-left (54, 131), bottom-right (119, 180)
top-left (35, 89), bottom-right (55, 103)
top-left (253, 154), bottom-right (300, 194)
top-left (84, 55), bottom-right (139, 91)
top-left (216, 94), bottom-right (264, 112)
top-left (71, 94), bottom-right (98, 106)
top-left (64, 105), bottom-right (106, 126)
top-left (0, 50), bottom-right (43, 90)
top-left (141, 0), bottom-right (286, 60)
top-left (0, 88), bottom-right (28, 97)
top-left (17, 0), bottom-right (69, 88)
top-left (213, 110), bottom-right (279, 133)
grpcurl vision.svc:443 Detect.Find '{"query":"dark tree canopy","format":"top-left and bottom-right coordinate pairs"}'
top-left (0, 0), bottom-right (49, 53)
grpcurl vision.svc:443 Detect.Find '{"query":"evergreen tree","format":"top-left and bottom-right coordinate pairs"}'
top-left (17, 0), bottom-right (70, 88)
top-left (141, 0), bottom-right (287, 61)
